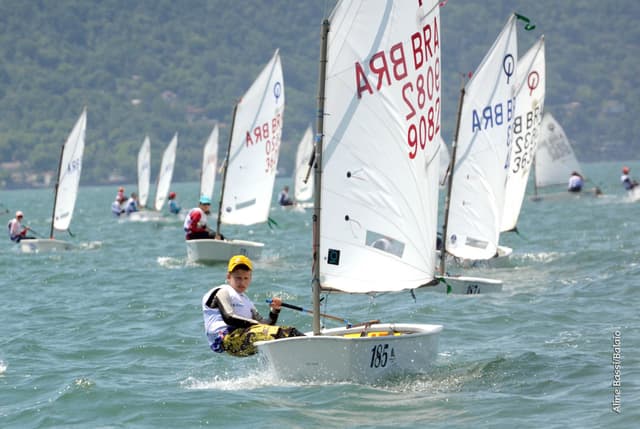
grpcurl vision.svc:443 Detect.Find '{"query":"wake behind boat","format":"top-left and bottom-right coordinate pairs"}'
top-left (186, 50), bottom-right (284, 264)
top-left (21, 107), bottom-right (87, 253)
top-left (256, 1), bottom-right (443, 384)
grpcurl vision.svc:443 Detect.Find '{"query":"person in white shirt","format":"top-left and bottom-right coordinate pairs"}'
top-left (201, 255), bottom-right (304, 356)
top-left (621, 166), bottom-right (638, 191)
top-left (7, 211), bottom-right (34, 242)
top-left (567, 171), bottom-right (584, 192)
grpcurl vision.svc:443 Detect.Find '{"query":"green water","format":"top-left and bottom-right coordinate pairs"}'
top-left (1, 165), bottom-right (638, 428)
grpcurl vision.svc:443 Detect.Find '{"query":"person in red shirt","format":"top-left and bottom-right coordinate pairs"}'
top-left (183, 196), bottom-right (219, 240)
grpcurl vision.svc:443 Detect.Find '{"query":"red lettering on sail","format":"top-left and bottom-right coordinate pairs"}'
top-left (369, 51), bottom-right (391, 91)
top-left (389, 43), bottom-right (408, 82)
top-left (349, 8), bottom-right (441, 161)
top-left (355, 62), bottom-right (373, 98)
top-left (411, 15), bottom-right (439, 70)
top-left (263, 112), bottom-right (283, 174)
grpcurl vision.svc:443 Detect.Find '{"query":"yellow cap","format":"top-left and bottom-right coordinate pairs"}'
top-left (228, 255), bottom-right (253, 272)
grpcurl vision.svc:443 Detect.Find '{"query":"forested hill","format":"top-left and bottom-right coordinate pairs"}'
top-left (0, 0), bottom-right (638, 188)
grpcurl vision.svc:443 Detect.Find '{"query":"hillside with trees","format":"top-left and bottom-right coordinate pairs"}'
top-left (0, 0), bottom-right (637, 188)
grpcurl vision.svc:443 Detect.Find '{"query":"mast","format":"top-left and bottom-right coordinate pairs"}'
top-left (216, 102), bottom-right (238, 237)
top-left (199, 138), bottom-right (205, 197)
top-left (49, 142), bottom-right (66, 239)
top-left (312, 18), bottom-right (330, 336)
top-left (439, 84), bottom-right (466, 275)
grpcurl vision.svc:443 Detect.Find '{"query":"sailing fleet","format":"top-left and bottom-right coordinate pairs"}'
top-left (12, 1), bottom-right (612, 384)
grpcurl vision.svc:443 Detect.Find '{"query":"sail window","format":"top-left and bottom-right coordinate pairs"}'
top-left (366, 231), bottom-right (404, 257)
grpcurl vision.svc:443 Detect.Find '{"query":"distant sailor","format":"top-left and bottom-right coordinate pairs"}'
top-left (168, 191), bottom-right (181, 214)
top-left (184, 195), bottom-right (218, 240)
top-left (116, 186), bottom-right (126, 204)
top-left (278, 185), bottom-right (293, 206)
top-left (567, 171), bottom-right (584, 192)
top-left (125, 192), bottom-right (139, 214)
top-left (111, 197), bottom-right (125, 217)
top-left (7, 211), bottom-right (34, 242)
top-left (620, 166), bottom-right (638, 190)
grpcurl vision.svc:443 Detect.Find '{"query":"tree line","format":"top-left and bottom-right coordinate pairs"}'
top-left (0, 0), bottom-right (636, 188)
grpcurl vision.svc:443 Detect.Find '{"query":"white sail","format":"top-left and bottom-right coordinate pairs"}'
top-left (445, 14), bottom-right (518, 260)
top-left (501, 36), bottom-right (546, 232)
top-left (53, 107), bottom-right (86, 232)
top-left (534, 112), bottom-right (581, 188)
top-left (137, 136), bottom-right (151, 208)
top-left (154, 133), bottom-right (178, 211)
top-left (294, 126), bottom-right (314, 202)
top-left (200, 125), bottom-right (219, 201)
top-left (319, 0), bottom-right (441, 294)
top-left (221, 50), bottom-right (284, 225)
top-left (438, 135), bottom-right (450, 186)
top-left (256, 0), bottom-right (443, 385)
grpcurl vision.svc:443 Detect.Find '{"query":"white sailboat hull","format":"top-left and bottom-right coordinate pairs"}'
top-left (432, 275), bottom-right (503, 294)
top-left (497, 245), bottom-right (513, 258)
top-left (19, 238), bottom-right (75, 253)
top-left (186, 238), bottom-right (264, 264)
top-left (531, 188), bottom-right (602, 202)
top-left (436, 244), bottom-right (512, 268)
top-left (256, 323), bottom-right (442, 383)
top-left (124, 210), bottom-right (166, 222)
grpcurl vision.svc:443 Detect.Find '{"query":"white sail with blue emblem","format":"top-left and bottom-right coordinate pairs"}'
top-left (256, 0), bottom-right (443, 383)
top-left (220, 49), bottom-right (284, 226)
top-left (137, 136), bottom-right (151, 208)
top-left (53, 107), bottom-right (87, 232)
top-left (443, 14), bottom-right (518, 261)
top-left (20, 107), bottom-right (86, 253)
top-left (200, 125), bottom-right (219, 201)
top-left (502, 36), bottom-right (545, 232)
top-left (154, 133), bottom-right (178, 212)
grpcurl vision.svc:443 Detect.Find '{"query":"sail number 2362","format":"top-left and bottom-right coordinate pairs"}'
top-left (370, 343), bottom-right (390, 368)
